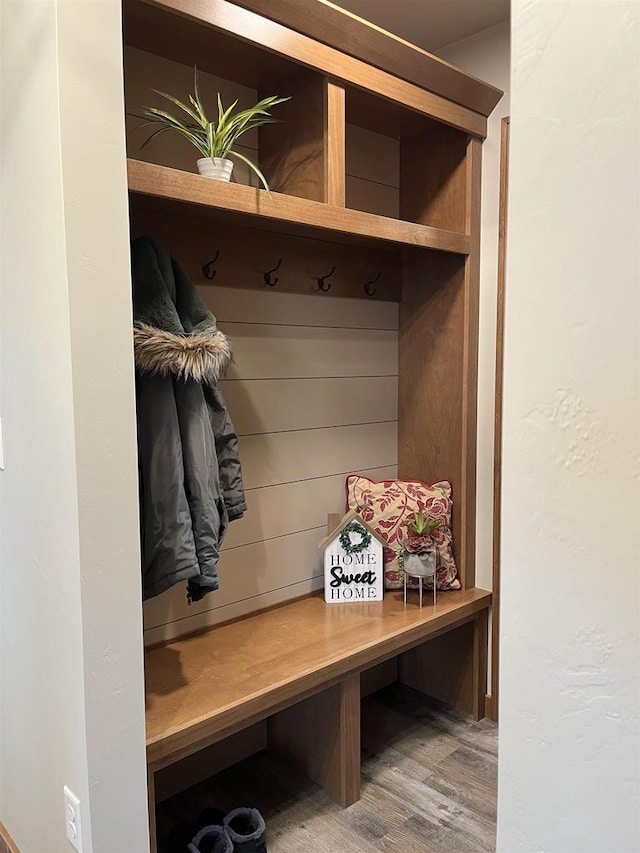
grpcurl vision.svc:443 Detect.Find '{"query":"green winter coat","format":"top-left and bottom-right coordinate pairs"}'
top-left (131, 236), bottom-right (246, 602)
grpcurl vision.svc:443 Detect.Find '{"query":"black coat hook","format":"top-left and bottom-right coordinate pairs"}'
top-left (316, 265), bottom-right (335, 292)
top-left (364, 272), bottom-right (381, 296)
top-left (201, 250), bottom-right (220, 280)
top-left (263, 258), bottom-right (282, 287)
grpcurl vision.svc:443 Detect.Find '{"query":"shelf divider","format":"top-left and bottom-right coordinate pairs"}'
top-left (325, 80), bottom-right (346, 206)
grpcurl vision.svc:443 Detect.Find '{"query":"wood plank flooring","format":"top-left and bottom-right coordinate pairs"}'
top-left (156, 684), bottom-right (498, 853)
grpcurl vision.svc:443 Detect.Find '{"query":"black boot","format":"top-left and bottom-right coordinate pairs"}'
top-left (196, 808), bottom-right (227, 831)
top-left (223, 808), bottom-right (267, 853)
top-left (188, 825), bottom-right (233, 853)
top-left (166, 821), bottom-right (197, 853)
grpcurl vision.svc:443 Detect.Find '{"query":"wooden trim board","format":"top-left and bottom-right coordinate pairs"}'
top-left (227, 0), bottom-right (503, 117)
top-left (0, 822), bottom-right (20, 853)
top-left (459, 136), bottom-right (483, 590)
top-left (484, 693), bottom-right (496, 721)
top-left (325, 81), bottom-right (346, 206)
top-left (128, 159), bottom-right (471, 253)
top-left (126, 0), bottom-right (488, 137)
top-left (268, 674), bottom-right (361, 807)
top-left (490, 117), bottom-right (510, 723)
top-left (398, 610), bottom-right (488, 720)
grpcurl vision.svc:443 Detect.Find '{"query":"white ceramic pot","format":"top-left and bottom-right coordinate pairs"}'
top-left (196, 157), bottom-right (234, 181)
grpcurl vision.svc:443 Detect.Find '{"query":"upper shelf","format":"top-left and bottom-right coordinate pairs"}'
top-left (123, 0), bottom-right (488, 138)
top-left (227, 0), bottom-right (504, 117)
top-left (127, 159), bottom-right (471, 255)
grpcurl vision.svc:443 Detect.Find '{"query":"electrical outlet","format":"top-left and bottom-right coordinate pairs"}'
top-left (64, 786), bottom-right (83, 852)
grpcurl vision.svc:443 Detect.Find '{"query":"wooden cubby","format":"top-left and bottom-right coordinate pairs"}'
top-left (122, 0), bottom-right (502, 847)
top-left (345, 87), bottom-right (468, 232)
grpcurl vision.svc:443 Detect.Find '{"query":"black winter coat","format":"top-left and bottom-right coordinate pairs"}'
top-left (131, 237), bottom-right (246, 602)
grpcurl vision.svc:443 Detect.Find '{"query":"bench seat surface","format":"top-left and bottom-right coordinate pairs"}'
top-left (145, 588), bottom-right (491, 764)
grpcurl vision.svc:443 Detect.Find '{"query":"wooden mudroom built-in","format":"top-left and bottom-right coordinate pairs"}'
top-left (120, 1), bottom-right (502, 848)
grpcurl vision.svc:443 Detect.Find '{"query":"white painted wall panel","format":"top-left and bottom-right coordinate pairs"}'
top-left (346, 123), bottom-right (400, 186)
top-left (224, 322), bottom-right (397, 380)
top-left (223, 466), bottom-right (397, 549)
top-left (346, 175), bottom-right (400, 219)
top-left (238, 422), bottom-right (397, 490)
top-left (221, 376), bottom-right (397, 435)
top-left (144, 465), bottom-right (397, 643)
top-left (144, 530), bottom-right (323, 644)
top-left (210, 285), bottom-right (399, 330)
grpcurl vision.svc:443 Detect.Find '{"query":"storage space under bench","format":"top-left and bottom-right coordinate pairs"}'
top-left (145, 589), bottom-right (491, 850)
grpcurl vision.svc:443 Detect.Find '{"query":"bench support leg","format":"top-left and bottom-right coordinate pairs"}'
top-left (268, 675), bottom-right (361, 807)
top-left (398, 611), bottom-right (489, 721)
top-left (148, 766), bottom-right (157, 853)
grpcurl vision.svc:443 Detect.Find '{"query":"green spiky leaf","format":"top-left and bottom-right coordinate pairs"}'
top-left (228, 148), bottom-right (273, 196)
top-left (137, 68), bottom-right (290, 169)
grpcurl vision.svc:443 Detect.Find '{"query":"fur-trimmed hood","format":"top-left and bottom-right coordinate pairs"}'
top-left (130, 236), bottom-right (231, 382)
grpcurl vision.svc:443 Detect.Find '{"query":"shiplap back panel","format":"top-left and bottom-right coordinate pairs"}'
top-left (124, 49), bottom-right (401, 645)
top-left (142, 287), bottom-right (398, 644)
top-left (346, 124), bottom-right (400, 219)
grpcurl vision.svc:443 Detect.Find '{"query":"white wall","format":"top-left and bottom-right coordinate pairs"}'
top-left (0, 3), bottom-right (92, 848)
top-left (437, 21), bottom-right (510, 594)
top-left (0, 1), bottom-right (148, 851)
top-left (56, 3), bottom-right (150, 850)
top-left (498, 2), bottom-right (640, 851)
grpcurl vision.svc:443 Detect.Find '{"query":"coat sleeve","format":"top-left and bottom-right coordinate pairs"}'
top-left (204, 382), bottom-right (247, 522)
top-left (136, 374), bottom-right (200, 600)
top-left (173, 379), bottom-right (227, 603)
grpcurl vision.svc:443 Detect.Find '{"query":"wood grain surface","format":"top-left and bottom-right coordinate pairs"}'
top-left (400, 125), bottom-right (468, 233)
top-left (398, 611), bottom-right (488, 720)
top-left (459, 137), bottom-right (483, 591)
top-left (128, 159), bottom-right (471, 254)
top-left (145, 589), bottom-right (491, 767)
top-left (325, 81), bottom-right (346, 206)
top-left (123, 0), bottom-right (487, 137)
top-left (129, 206), bottom-right (403, 300)
top-left (0, 823), bottom-right (19, 853)
top-left (226, 0), bottom-right (503, 117)
top-left (147, 767), bottom-right (157, 853)
top-left (398, 251), bottom-right (466, 577)
top-left (491, 117), bottom-right (510, 722)
top-left (269, 674), bottom-right (361, 806)
top-left (259, 69), bottom-right (326, 201)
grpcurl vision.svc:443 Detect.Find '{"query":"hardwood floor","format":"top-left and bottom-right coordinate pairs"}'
top-left (157, 684), bottom-right (498, 853)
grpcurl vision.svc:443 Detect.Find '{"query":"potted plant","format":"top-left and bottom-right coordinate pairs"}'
top-left (137, 68), bottom-right (289, 193)
top-left (401, 511), bottom-right (441, 579)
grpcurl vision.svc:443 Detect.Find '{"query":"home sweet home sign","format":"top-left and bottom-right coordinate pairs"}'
top-left (321, 511), bottom-right (384, 604)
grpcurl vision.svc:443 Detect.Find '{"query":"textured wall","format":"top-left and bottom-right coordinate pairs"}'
top-left (498, 2), bottom-right (640, 851)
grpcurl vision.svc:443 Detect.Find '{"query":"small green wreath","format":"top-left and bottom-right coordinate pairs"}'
top-left (339, 521), bottom-right (372, 555)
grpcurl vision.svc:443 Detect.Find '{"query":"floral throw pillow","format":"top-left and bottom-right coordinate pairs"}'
top-left (346, 475), bottom-right (460, 591)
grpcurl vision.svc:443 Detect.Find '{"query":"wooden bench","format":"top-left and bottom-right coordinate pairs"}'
top-left (145, 588), bottom-right (491, 849)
